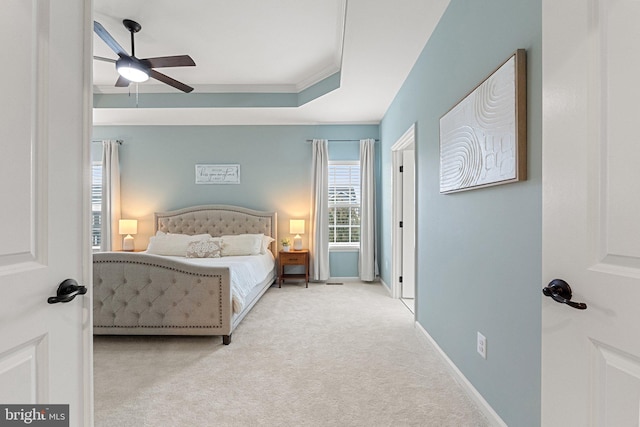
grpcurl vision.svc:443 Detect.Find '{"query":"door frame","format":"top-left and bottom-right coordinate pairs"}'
top-left (391, 124), bottom-right (416, 301)
top-left (81, 2), bottom-right (94, 425)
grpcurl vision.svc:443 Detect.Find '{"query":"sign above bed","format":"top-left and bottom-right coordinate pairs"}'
top-left (195, 164), bottom-right (241, 185)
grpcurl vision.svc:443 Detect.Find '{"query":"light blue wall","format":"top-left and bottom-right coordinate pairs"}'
top-left (328, 140), bottom-right (359, 161)
top-left (328, 251), bottom-right (359, 278)
top-left (379, 1), bottom-right (541, 425)
top-left (92, 125), bottom-right (378, 279)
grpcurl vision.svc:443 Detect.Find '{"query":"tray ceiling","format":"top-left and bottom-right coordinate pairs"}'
top-left (92, 0), bottom-right (450, 125)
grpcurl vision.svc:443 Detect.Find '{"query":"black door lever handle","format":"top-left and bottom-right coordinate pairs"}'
top-left (47, 278), bottom-right (87, 304)
top-left (543, 279), bottom-right (587, 310)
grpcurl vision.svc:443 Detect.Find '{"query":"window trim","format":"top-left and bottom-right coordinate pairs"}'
top-left (329, 244), bottom-right (360, 252)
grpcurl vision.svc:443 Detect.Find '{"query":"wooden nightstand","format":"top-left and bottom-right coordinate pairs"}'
top-left (278, 249), bottom-right (309, 288)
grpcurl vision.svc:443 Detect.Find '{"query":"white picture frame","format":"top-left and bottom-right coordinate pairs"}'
top-left (195, 164), bottom-right (241, 185)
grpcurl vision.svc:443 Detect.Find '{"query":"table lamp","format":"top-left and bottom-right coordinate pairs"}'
top-left (119, 219), bottom-right (138, 251)
top-left (289, 219), bottom-right (305, 251)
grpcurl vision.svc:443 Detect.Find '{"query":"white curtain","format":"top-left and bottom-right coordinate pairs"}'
top-left (101, 140), bottom-right (121, 251)
top-left (359, 138), bottom-right (378, 281)
top-left (310, 139), bottom-right (330, 281)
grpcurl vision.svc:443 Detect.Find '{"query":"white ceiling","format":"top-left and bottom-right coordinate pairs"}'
top-left (92, 0), bottom-right (450, 126)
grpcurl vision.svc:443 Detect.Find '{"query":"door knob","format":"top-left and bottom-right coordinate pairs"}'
top-left (542, 279), bottom-right (587, 310)
top-left (47, 278), bottom-right (87, 304)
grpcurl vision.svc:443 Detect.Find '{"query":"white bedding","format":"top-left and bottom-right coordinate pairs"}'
top-left (157, 251), bottom-right (275, 313)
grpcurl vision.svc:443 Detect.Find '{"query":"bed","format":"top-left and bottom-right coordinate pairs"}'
top-left (93, 205), bottom-right (277, 345)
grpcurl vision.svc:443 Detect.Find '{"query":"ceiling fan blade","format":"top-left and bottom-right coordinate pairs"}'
top-left (94, 21), bottom-right (128, 57)
top-left (143, 55), bottom-right (195, 68)
top-left (149, 69), bottom-right (194, 93)
top-left (94, 56), bottom-right (116, 63)
top-left (115, 76), bottom-right (130, 87)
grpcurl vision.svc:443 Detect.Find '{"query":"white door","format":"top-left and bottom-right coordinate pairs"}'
top-left (542, 0), bottom-right (640, 425)
top-left (0, 1), bottom-right (92, 426)
top-left (391, 124), bottom-right (415, 299)
top-left (401, 150), bottom-right (415, 299)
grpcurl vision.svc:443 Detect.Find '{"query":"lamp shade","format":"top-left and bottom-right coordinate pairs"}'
top-left (119, 219), bottom-right (138, 235)
top-left (289, 219), bottom-right (305, 235)
top-left (290, 219), bottom-right (304, 250)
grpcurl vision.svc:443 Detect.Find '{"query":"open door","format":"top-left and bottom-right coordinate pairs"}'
top-left (401, 149), bottom-right (415, 300)
top-left (542, 0), bottom-right (640, 424)
top-left (391, 124), bottom-right (416, 305)
top-left (0, 2), bottom-right (92, 426)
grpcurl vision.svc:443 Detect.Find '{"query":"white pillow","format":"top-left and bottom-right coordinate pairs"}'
top-left (220, 234), bottom-right (263, 256)
top-left (147, 233), bottom-right (212, 256)
top-left (186, 239), bottom-right (221, 258)
top-left (262, 235), bottom-right (275, 254)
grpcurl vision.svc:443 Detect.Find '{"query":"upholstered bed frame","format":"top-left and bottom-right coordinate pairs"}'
top-left (93, 205), bottom-right (277, 345)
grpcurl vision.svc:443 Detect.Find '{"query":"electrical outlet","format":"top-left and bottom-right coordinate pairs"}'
top-left (477, 332), bottom-right (487, 359)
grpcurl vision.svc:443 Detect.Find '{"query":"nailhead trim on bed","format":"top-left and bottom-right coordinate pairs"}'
top-left (93, 258), bottom-right (226, 276)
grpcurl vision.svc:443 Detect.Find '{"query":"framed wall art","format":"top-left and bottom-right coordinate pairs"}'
top-left (195, 164), bottom-right (241, 185)
top-left (439, 49), bottom-right (527, 194)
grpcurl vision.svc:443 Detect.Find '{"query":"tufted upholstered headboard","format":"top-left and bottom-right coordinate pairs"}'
top-left (154, 205), bottom-right (278, 257)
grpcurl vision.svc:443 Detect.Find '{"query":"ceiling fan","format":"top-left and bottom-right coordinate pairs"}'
top-left (94, 19), bottom-right (196, 93)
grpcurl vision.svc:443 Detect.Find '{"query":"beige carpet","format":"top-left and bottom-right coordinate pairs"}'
top-left (93, 281), bottom-right (489, 427)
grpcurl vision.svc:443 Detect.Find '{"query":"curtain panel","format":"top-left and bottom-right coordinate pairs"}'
top-left (359, 138), bottom-right (378, 281)
top-left (310, 139), bottom-right (330, 281)
top-left (100, 140), bottom-right (121, 251)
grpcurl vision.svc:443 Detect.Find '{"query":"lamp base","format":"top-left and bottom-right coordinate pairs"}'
top-left (122, 235), bottom-right (135, 251)
top-left (293, 234), bottom-right (302, 250)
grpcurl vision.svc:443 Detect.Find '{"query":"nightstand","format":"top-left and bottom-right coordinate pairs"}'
top-left (278, 249), bottom-right (309, 288)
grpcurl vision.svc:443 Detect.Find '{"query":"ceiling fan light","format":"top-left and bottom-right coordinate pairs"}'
top-left (116, 60), bottom-right (149, 83)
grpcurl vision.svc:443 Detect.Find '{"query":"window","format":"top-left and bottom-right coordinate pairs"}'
top-left (91, 161), bottom-right (102, 250)
top-left (328, 161), bottom-right (360, 246)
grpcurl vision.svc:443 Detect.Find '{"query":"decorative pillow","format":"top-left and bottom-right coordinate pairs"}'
top-left (220, 234), bottom-right (264, 256)
top-left (186, 239), bottom-right (221, 258)
top-left (147, 233), bottom-right (212, 256)
top-left (262, 235), bottom-right (275, 254)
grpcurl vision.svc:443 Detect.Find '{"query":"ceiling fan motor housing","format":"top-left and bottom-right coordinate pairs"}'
top-left (116, 57), bottom-right (149, 82)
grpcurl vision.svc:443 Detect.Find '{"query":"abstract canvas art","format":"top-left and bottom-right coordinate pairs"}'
top-left (439, 49), bottom-right (527, 193)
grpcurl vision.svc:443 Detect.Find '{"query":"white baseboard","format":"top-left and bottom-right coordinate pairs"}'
top-left (380, 278), bottom-right (393, 296)
top-left (327, 277), bottom-right (385, 284)
top-left (379, 276), bottom-right (400, 298)
top-left (327, 277), bottom-right (361, 282)
top-left (414, 322), bottom-right (507, 427)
